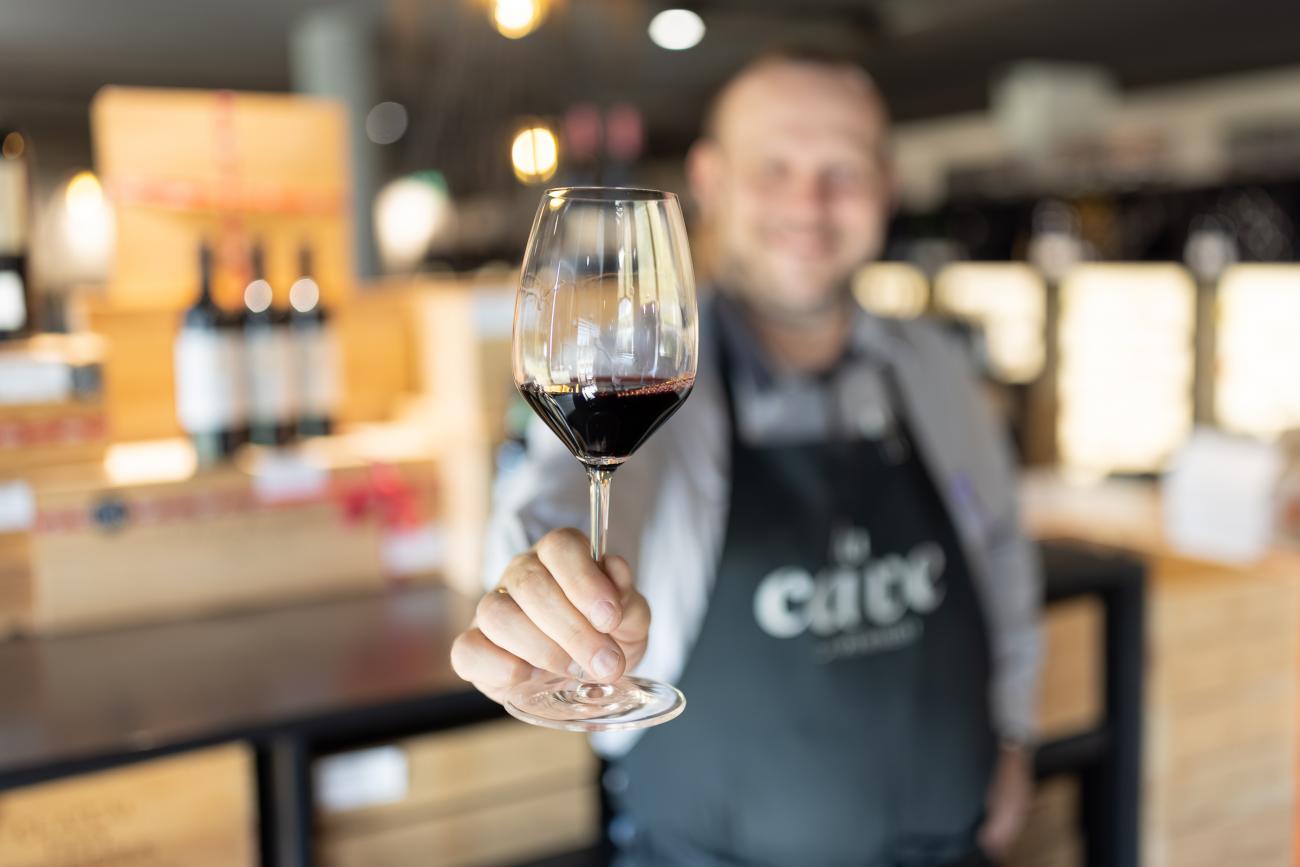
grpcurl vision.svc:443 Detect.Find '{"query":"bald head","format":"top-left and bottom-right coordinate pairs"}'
top-left (704, 53), bottom-right (889, 147)
top-left (688, 54), bottom-right (894, 323)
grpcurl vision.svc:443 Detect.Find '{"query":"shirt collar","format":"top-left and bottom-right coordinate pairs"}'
top-left (711, 289), bottom-right (897, 392)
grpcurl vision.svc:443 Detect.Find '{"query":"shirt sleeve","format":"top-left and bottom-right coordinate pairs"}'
top-left (480, 421), bottom-right (590, 591)
top-left (949, 332), bottom-right (1045, 744)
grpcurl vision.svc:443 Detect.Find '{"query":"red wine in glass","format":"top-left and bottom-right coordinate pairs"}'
top-left (518, 375), bottom-right (695, 469)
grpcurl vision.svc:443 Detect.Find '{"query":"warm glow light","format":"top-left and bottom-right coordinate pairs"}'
top-left (1057, 264), bottom-right (1195, 475)
top-left (374, 173), bottom-right (451, 271)
top-left (511, 125), bottom-right (559, 183)
top-left (1, 132), bottom-right (23, 159)
top-left (244, 278), bottom-right (273, 313)
top-left (289, 277), bottom-right (321, 313)
top-left (852, 262), bottom-right (928, 319)
top-left (935, 263), bottom-right (1047, 383)
top-left (105, 439), bottom-right (198, 486)
top-left (61, 169), bottom-right (114, 276)
top-left (65, 171), bottom-right (104, 221)
top-left (1216, 265), bottom-right (1300, 438)
top-left (648, 9), bottom-right (705, 50)
top-left (492, 0), bottom-right (545, 38)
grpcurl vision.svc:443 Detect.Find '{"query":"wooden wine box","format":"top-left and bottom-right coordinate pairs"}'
top-left (0, 334), bottom-right (109, 473)
top-left (0, 432), bottom-right (456, 636)
top-left (0, 743), bottom-right (257, 867)
top-left (0, 400), bottom-right (108, 475)
top-left (91, 86), bottom-right (353, 312)
top-left (316, 718), bottom-right (600, 867)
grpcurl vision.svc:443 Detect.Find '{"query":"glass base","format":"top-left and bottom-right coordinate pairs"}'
top-left (504, 673), bottom-right (685, 732)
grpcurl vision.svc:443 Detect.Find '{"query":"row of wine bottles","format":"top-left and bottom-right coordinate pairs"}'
top-left (174, 241), bottom-right (340, 464)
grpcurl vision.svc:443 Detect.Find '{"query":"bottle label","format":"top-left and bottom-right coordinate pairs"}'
top-left (296, 327), bottom-right (341, 417)
top-left (246, 327), bottom-right (297, 424)
top-left (175, 329), bottom-right (245, 433)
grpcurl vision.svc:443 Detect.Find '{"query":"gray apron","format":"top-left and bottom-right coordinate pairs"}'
top-left (610, 328), bottom-right (997, 867)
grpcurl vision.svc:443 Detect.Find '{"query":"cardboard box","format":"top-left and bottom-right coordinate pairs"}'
top-left (317, 719), bottom-right (599, 867)
top-left (0, 743), bottom-right (257, 867)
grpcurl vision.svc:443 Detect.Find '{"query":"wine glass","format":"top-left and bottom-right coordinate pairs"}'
top-left (507, 187), bottom-right (697, 731)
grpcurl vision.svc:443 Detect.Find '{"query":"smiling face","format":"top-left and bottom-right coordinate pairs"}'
top-left (689, 59), bottom-right (893, 321)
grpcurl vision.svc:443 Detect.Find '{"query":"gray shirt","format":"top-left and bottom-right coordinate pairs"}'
top-left (484, 296), bottom-right (1043, 757)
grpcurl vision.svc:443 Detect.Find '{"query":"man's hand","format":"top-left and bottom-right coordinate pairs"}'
top-left (977, 742), bottom-right (1034, 861)
top-left (450, 528), bottom-right (650, 704)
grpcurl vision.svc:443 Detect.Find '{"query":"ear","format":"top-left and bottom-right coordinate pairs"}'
top-left (686, 138), bottom-right (723, 219)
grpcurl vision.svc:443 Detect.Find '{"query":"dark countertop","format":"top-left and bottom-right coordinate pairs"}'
top-left (0, 584), bottom-right (487, 787)
top-left (0, 541), bottom-right (1143, 788)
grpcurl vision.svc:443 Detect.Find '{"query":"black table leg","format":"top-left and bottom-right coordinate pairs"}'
top-left (1080, 570), bottom-right (1145, 867)
top-left (259, 734), bottom-right (315, 867)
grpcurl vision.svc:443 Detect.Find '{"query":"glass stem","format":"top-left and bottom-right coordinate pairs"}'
top-left (575, 467), bottom-right (615, 696)
top-left (587, 466), bottom-right (613, 564)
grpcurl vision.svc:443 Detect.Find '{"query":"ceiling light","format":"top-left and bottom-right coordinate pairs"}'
top-left (511, 125), bottom-right (559, 184)
top-left (649, 9), bottom-right (705, 51)
top-left (493, 0), bottom-right (546, 39)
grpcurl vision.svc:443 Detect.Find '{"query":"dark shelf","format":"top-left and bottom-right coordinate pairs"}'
top-left (0, 585), bottom-right (493, 790)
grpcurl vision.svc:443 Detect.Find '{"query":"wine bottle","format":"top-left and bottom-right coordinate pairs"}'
top-left (242, 242), bottom-right (297, 446)
top-left (0, 125), bottom-right (33, 339)
top-left (288, 245), bottom-right (339, 438)
top-left (174, 243), bottom-right (246, 465)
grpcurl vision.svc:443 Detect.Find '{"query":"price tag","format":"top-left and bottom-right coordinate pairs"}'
top-left (314, 746), bottom-right (410, 814)
top-left (382, 523), bottom-right (446, 576)
top-left (0, 480), bottom-right (34, 532)
top-left (250, 450), bottom-right (329, 503)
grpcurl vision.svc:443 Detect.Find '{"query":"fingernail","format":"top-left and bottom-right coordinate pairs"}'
top-left (591, 600), bottom-right (619, 632)
top-left (566, 661), bottom-right (584, 678)
top-left (591, 647), bottom-right (622, 680)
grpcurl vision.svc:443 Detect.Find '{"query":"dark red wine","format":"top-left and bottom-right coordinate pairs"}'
top-left (519, 375), bottom-right (694, 469)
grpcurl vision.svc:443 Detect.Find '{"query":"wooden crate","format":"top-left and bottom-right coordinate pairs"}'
top-left (0, 400), bottom-right (108, 475)
top-left (317, 718), bottom-right (599, 867)
top-left (0, 743), bottom-right (256, 867)
top-left (0, 433), bottom-right (449, 636)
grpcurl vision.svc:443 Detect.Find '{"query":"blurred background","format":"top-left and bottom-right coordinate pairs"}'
top-left (1, 1), bottom-right (1299, 866)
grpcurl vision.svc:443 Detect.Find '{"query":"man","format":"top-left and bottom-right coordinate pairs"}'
top-left (452, 50), bottom-right (1042, 866)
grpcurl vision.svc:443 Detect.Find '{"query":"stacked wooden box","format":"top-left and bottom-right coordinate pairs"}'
top-left (316, 719), bottom-right (600, 867)
top-left (0, 745), bottom-right (257, 867)
top-left (0, 432), bottom-right (460, 636)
